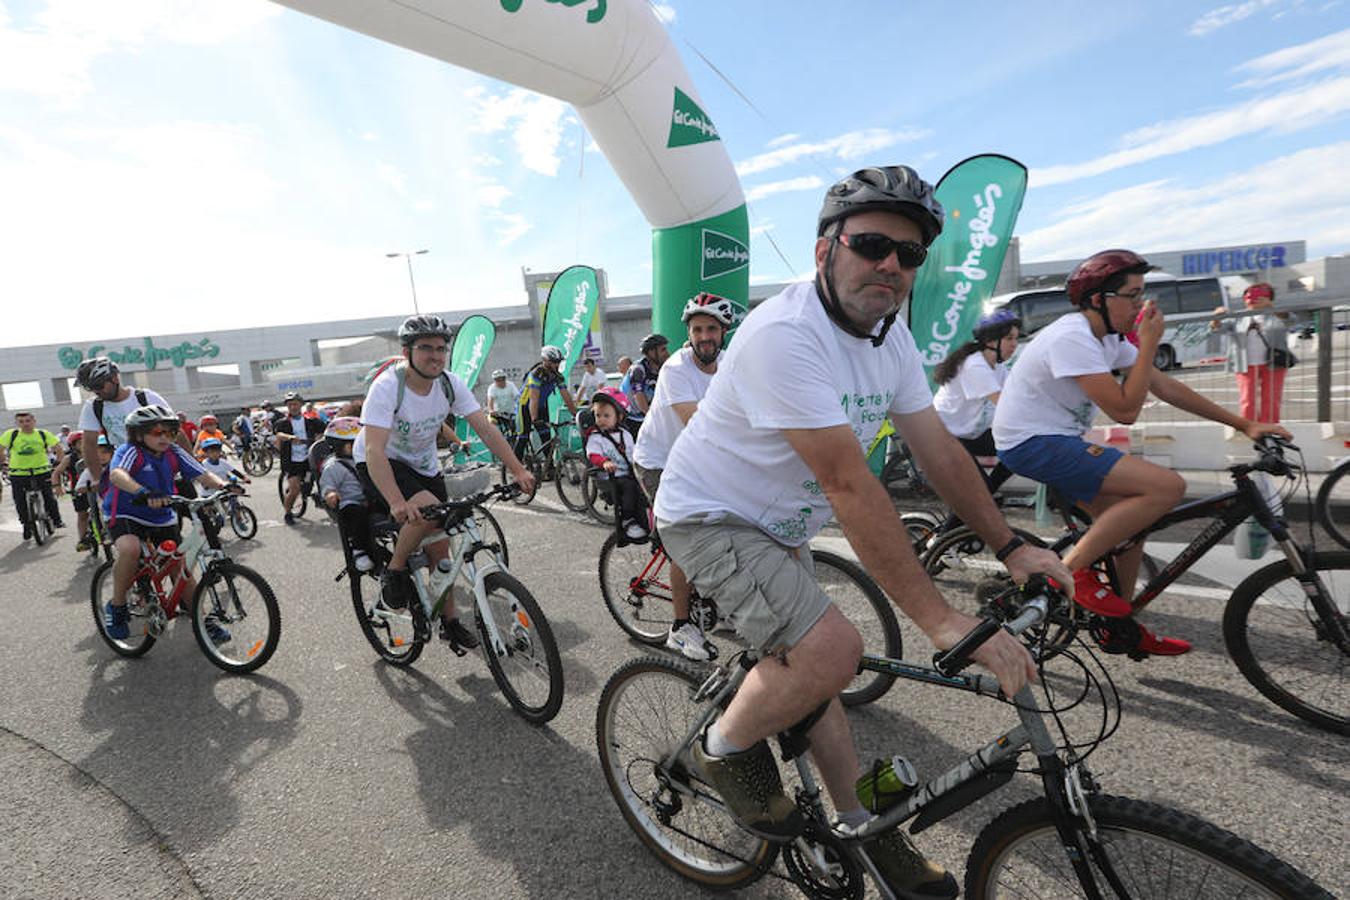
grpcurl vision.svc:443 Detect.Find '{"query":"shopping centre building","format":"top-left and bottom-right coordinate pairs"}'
top-left (5, 239), bottom-right (1345, 425)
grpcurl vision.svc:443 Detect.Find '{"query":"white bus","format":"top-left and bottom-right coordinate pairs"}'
top-left (985, 273), bottom-right (1250, 369)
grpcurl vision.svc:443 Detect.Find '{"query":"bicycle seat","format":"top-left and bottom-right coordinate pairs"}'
top-left (369, 513), bottom-right (399, 536)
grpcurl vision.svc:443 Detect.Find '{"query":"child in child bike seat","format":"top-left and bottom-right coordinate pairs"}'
top-left (319, 417), bottom-right (378, 574)
top-left (586, 388), bottom-right (648, 541)
top-left (102, 404), bottom-right (236, 643)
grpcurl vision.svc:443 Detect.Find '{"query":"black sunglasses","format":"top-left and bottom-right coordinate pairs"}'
top-left (837, 232), bottom-right (927, 268)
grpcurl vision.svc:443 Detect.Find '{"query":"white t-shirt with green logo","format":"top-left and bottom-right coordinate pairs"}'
top-left (77, 388), bottom-right (170, 447)
top-left (354, 368), bottom-right (480, 476)
top-left (654, 281), bottom-right (934, 546)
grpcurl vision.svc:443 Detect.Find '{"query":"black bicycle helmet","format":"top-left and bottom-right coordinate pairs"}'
top-left (639, 333), bottom-right (669, 353)
top-left (75, 357), bottom-right (119, 390)
top-left (398, 314), bottom-right (453, 346)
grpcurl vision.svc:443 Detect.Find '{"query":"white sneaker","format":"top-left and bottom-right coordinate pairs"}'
top-left (624, 521), bottom-right (649, 540)
top-left (353, 551), bottom-right (374, 573)
top-left (666, 622), bottom-right (717, 661)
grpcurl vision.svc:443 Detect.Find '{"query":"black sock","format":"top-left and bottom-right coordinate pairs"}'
top-left (672, 618), bottom-right (690, 629)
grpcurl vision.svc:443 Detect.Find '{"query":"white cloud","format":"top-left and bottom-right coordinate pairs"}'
top-left (465, 86), bottom-right (569, 177)
top-left (474, 182), bottom-right (513, 209)
top-left (1189, 0), bottom-right (1284, 35)
top-left (735, 127), bottom-right (930, 178)
top-left (766, 133), bottom-right (801, 149)
top-left (649, 2), bottom-right (677, 23)
top-left (744, 175), bottom-right (824, 203)
top-left (1020, 142), bottom-right (1350, 261)
top-left (0, 0), bottom-right (279, 102)
top-left (1234, 26), bottom-right (1350, 86)
top-left (494, 213), bottom-right (532, 244)
top-left (1033, 74), bottom-right (1350, 186)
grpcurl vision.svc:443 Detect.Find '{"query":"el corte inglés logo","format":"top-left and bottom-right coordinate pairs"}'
top-left (701, 229), bottom-right (749, 279)
top-left (668, 87), bottom-right (720, 148)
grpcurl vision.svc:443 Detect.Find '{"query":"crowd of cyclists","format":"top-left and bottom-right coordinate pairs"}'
top-left (7, 163), bottom-right (1335, 899)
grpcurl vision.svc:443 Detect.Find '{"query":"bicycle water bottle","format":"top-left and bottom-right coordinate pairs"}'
top-left (152, 540), bottom-right (178, 567)
top-left (856, 754), bottom-right (919, 814)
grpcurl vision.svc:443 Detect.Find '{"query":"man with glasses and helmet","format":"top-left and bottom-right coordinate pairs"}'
top-left (654, 166), bottom-right (1071, 897)
top-left (513, 345), bottom-right (578, 464)
top-left (355, 314), bottom-right (534, 648)
top-left (993, 249), bottom-right (1291, 656)
top-left (75, 357), bottom-right (175, 482)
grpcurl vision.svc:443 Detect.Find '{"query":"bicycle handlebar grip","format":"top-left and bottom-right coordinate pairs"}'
top-left (933, 616), bottom-right (1004, 678)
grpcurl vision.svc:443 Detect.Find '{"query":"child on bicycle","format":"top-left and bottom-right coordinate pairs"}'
top-left (993, 249), bottom-right (1290, 656)
top-left (319, 417), bottom-right (378, 573)
top-left (102, 404), bottom-right (237, 643)
top-left (586, 387), bottom-right (648, 540)
top-left (197, 438), bottom-right (251, 486)
top-left (74, 436), bottom-right (114, 551)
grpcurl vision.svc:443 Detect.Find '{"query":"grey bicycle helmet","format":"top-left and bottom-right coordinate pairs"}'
top-left (540, 345), bottom-right (564, 363)
top-left (491, 369), bottom-right (507, 379)
top-left (75, 357), bottom-right (119, 390)
top-left (398, 314), bottom-right (453, 346)
top-left (124, 404), bottom-right (178, 434)
top-left (817, 165), bottom-right (945, 246)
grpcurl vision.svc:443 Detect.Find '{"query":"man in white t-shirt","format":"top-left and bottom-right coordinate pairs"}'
top-left (632, 292), bottom-right (734, 661)
top-left (274, 391), bottom-right (325, 524)
top-left (355, 315), bottom-right (534, 648)
top-left (993, 249), bottom-right (1289, 656)
top-left (654, 167), bottom-right (1069, 897)
top-left (575, 357), bottom-right (607, 404)
top-left (485, 369), bottom-right (520, 423)
top-left (75, 357), bottom-right (177, 481)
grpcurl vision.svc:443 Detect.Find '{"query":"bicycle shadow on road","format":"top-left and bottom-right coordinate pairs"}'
top-left (74, 653), bottom-right (303, 854)
top-left (371, 663), bottom-right (681, 899)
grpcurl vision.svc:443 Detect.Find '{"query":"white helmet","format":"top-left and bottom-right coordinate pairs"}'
top-left (681, 292), bottom-right (735, 327)
top-left (491, 369), bottom-right (507, 379)
top-left (124, 404), bottom-right (179, 434)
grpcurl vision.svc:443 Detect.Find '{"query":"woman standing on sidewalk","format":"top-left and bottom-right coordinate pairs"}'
top-left (1211, 282), bottom-right (1291, 423)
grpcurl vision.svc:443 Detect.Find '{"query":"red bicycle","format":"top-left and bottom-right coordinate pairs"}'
top-left (90, 491), bottom-right (281, 674)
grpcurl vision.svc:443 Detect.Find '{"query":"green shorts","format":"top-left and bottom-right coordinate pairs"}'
top-left (656, 513), bottom-right (830, 653)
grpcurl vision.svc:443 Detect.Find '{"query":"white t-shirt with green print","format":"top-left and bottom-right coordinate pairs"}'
top-left (353, 366), bottom-right (480, 476)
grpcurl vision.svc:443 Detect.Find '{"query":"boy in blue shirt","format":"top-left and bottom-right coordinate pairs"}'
top-left (103, 404), bottom-right (235, 642)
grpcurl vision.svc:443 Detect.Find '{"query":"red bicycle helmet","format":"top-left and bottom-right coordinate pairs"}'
top-left (1243, 282), bottom-right (1274, 303)
top-left (1066, 249), bottom-right (1155, 307)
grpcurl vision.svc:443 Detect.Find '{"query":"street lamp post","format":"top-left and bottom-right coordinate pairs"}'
top-left (386, 249), bottom-right (429, 314)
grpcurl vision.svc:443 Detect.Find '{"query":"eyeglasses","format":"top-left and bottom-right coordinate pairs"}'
top-left (413, 343), bottom-right (449, 355)
top-left (837, 232), bottom-right (927, 268)
top-left (145, 426), bottom-right (179, 438)
top-left (1104, 289), bottom-right (1147, 303)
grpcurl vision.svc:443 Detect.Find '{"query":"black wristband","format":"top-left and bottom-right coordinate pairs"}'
top-left (994, 536), bottom-right (1025, 562)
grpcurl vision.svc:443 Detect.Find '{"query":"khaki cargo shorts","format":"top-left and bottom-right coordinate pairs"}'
top-left (656, 513), bottom-right (830, 654)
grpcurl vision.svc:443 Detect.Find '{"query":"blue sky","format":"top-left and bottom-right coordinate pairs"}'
top-left (2, 0), bottom-right (1347, 349)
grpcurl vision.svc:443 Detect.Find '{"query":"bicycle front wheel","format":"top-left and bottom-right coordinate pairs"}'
top-left (89, 560), bottom-right (156, 657)
top-left (965, 794), bottom-right (1333, 899)
top-left (1223, 550), bottom-right (1349, 735)
top-left (29, 494), bottom-right (48, 546)
top-left (595, 655), bottom-right (777, 890)
top-left (555, 451), bottom-right (590, 512)
top-left (1314, 459), bottom-right (1350, 550)
top-left (813, 550), bottom-right (902, 706)
top-left (475, 571), bottom-right (563, 724)
top-left (230, 504), bottom-right (258, 540)
top-left (191, 561), bottom-right (281, 674)
top-left (599, 533), bottom-right (674, 645)
top-left (473, 504), bottom-right (510, 568)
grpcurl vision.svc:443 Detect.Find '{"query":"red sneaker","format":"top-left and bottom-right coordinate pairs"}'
top-left (1071, 569), bottom-right (1133, 618)
top-left (1134, 622), bottom-right (1191, 656)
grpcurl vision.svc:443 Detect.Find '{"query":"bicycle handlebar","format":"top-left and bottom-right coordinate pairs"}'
top-left (128, 487), bottom-right (245, 509)
top-left (418, 482), bottom-right (520, 527)
top-left (932, 576), bottom-right (1058, 677)
top-left (1234, 434), bottom-right (1299, 478)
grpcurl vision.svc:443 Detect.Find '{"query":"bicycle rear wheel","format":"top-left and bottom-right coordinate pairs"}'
top-left (555, 451), bottom-right (589, 512)
top-left (599, 533), bottom-right (674, 645)
top-left (351, 566), bottom-right (423, 666)
top-left (965, 794), bottom-right (1333, 899)
top-left (1223, 550), bottom-right (1349, 735)
top-left (89, 560), bottom-right (156, 657)
top-left (813, 550), bottom-right (902, 707)
top-left (923, 526), bottom-right (1048, 613)
top-left (191, 561), bottom-right (281, 674)
top-left (596, 655), bottom-right (777, 890)
top-left (29, 493), bottom-right (48, 546)
top-left (475, 571), bottom-right (563, 724)
top-left (1314, 458), bottom-right (1350, 550)
top-left (583, 469), bottom-right (616, 525)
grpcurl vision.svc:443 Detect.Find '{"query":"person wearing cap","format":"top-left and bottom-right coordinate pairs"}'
top-left (274, 391), bottom-right (325, 524)
top-left (193, 414), bottom-right (228, 459)
top-left (653, 167), bottom-right (1072, 897)
top-left (994, 250), bottom-right (1291, 656)
top-left (485, 368), bottom-right (520, 425)
top-left (198, 437), bottom-right (248, 485)
top-left (1210, 282), bottom-right (1292, 423)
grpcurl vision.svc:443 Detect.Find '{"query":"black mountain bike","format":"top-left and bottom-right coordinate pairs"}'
top-left (921, 437), bottom-right (1349, 735)
top-left (597, 577), bottom-right (1334, 899)
top-left (1314, 444), bottom-right (1349, 549)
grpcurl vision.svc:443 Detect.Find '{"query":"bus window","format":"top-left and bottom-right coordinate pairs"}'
top-left (1017, 290), bottom-right (1067, 333)
top-left (1143, 282), bottom-right (1180, 316)
top-left (1178, 279), bottom-right (1222, 313)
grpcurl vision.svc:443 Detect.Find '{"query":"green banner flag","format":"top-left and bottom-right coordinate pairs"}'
top-left (909, 155), bottom-right (1028, 383)
top-left (540, 265), bottom-right (601, 449)
top-left (450, 314), bottom-right (496, 390)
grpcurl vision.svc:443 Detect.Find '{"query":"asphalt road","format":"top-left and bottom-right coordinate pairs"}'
top-left (0, 479), bottom-right (1343, 899)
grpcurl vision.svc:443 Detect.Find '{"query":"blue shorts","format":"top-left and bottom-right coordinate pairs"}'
top-left (998, 435), bottom-right (1123, 505)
